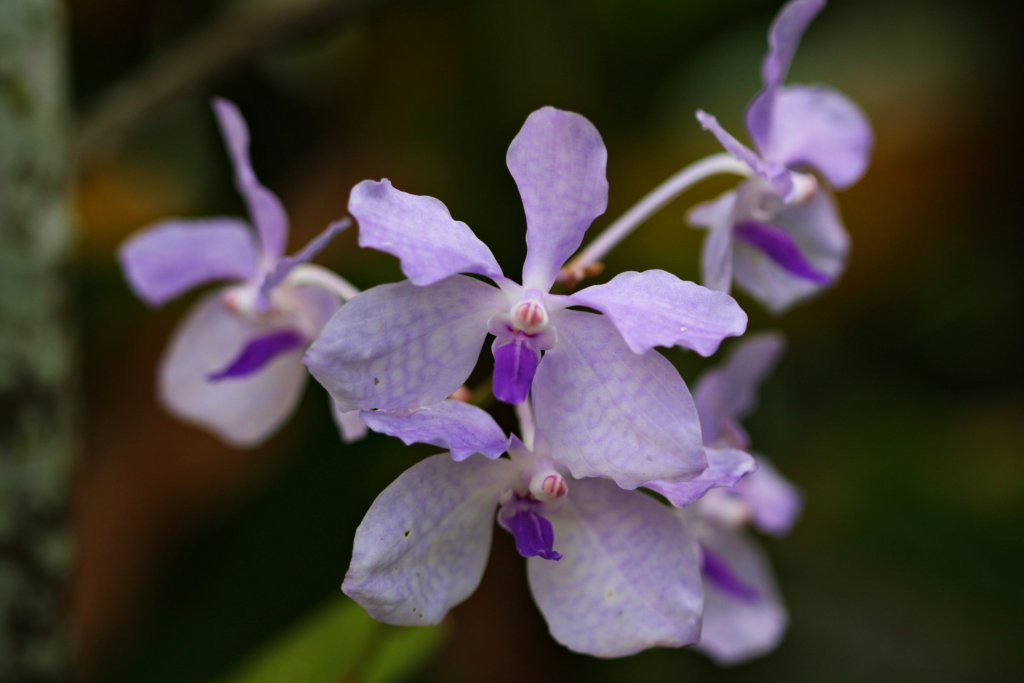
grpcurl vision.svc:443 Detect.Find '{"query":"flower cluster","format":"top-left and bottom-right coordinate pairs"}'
top-left (119, 0), bottom-right (869, 664)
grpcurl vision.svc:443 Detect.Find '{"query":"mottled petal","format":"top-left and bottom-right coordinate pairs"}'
top-left (570, 270), bottom-right (747, 357)
top-left (331, 399), bottom-right (368, 444)
top-left (689, 191), bottom-right (738, 293)
top-left (694, 332), bottom-right (786, 444)
top-left (533, 310), bottom-right (706, 488)
top-left (762, 85), bottom-right (873, 189)
top-left (645, 447), bottom-right (756, 508)
top-left (528, 477), bottom-right (703, 657)
top-left (697, 527), bottom-right (788, 665)
top-left (509, 107), bottom-right (609, 291)
top-left (305, 276), bottom-right (503, 411)
top-left (349, 179), bottom-right (502, 286)
top-left (212, 98), bottom-right (289, 261)
top-left (736, 457), bottom-right (803, 536)
top-left (746, 0), bottom-right (825, 151)
top-left (343, 453), bottom-right (511, 625)
top-left (696, 110), bottom-right (793, 200)
top-left (360, 400), bottom-right (509, 461)
top-left (118, 218), bottom-right (259, 307)
top-left (491, 335), bottom-right (541, 404)
top-left (158, 294), bottom-right (306, 447)
top-left (257, 218), bottom-right (351, 309)
top-left (498, 505), bottom-right (561, 560)
top-left (207, 329), bottom-right (306, 380)
top-left (732, 186), bottom-right (848, 313)
top-left (735, 221), bottom-right (830, 284)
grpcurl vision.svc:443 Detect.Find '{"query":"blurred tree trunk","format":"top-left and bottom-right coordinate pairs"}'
top-left (0, 0), bottom-right (75, 680)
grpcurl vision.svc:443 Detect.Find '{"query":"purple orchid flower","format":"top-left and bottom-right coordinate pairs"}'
top-left (119, 98), bottom-right (361, 447)
top-left (342, 431), bottom-right (704, 657)
top-left (692, 0), bottom-right (873, 313)
top-left (679, 332), bottom-right (803, 664)
top-left (306, 106), bottom-right (748, 489)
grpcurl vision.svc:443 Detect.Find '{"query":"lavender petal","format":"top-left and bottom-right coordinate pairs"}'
top-left (118, 218), bottom-right (259, 307)
top-left (257, 218), bottom-right (351, 309)
top-left (508, 107), bottom-right (609, 291)
top-left (646, 447), bottom-right (756, 508)
top-left (570, 269), bottom-right (747, 357)
top-left (736, 456), bottom-right (803, 536)
top-left (532, 310), bottom-right (706, 489)
top-left (349, 179), bottom-right (502, 286)
top-left (689, 191), bottom-right (739, 293)
top-left (360, 400), bottom-right (509, 461)
top-left (527, 477), bottom-right (703, 657)
top-left (331, 398), bottom-right (368, 444)
top-left (343, 453), bottom-right (512, 625)
top-left (696, 110), bottom-right (794, 200)
top-left (212, 98), bottom-right (289, 261)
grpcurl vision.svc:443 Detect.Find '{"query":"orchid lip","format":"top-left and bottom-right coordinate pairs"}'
top-left (498, 496), bottom-right (561, 561)
top-left (701, 547), bottom-right (759, 602)
top-left (207, 328), bottom-right (306, 381)
top-left (735, 221), bottom-right (831, 284)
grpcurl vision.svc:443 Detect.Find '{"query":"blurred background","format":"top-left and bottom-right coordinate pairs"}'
top-left (62, 0), bottom-right (1023, 680)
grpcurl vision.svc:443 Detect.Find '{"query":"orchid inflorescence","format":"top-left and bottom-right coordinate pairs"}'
top-left (118, 0), bottom-right (870, 663)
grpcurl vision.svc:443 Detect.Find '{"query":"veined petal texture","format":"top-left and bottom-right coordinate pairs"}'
top-left (697, 526), bottom-right (788, 665)
top-left (646, 447), bottom-right (756, 508)
top-left (360, 400), bottom-right (509, 461)
top-left (343, 453), bottom-right (510, 625)
top-left (158, 294), bottom-right (307, 447)
top-left (763, 85), bottom-right (873, 190)
top-left (528, 477), bottom-right (703, 657)
top-left (694, 332), bottom-right (786, 444)
top-left (212, 98), bottom-right (289, 261)
top-left (532, 310), bottom-right (706, 489)
top-left (305, 276), bottom-right (503, 412)
top-left (746, 0), bottom-right (826, 151)
top-left (118, 218), bottom-right (259, 306)
top-left (509, 107), bottom-right (609, 291)
top-left (570, 269), bottom-right (747, 357)
top-left (349, 179), bottom-right (503, 286)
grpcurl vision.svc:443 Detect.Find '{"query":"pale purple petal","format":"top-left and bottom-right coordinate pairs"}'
top-left (697, 527), bottom-right (788, 665)
top-left (349, 179), bottom-right (502, 286)
top-left (645, 447), bottom-right (756, 508)
top-left (735, 221), bottom-right (830, 284)
top-left (508, 107), bottom-right (609, 291)
top-left (212, 98), bottom-right (289, 261)
top-left (689, 191), bottom-right (738, 293)
top-left (527, 477), bottom-right (703, 657)
top-left (118, 218), bottom-right (259, 307)
top-left (532, 310), bottom-right (706, 489)
top-left (736, 457), bottom-right (802, 536)
top-left (498, 503), bottom-right (561, 561)
top-left (491, 335), bottom-right (541, 404)
top-left (257, 218), bottom-right (351, 309)
top-left (746, 0), bottom-right (825, 151)
top-left (694, 332), bottom-right (786, 445)
top-left (158, 293), bottom-right (306, 447)
top-left (305, 276), bottom-right (503, 412)
top-left (331, 399), bottom-right (368, 444)
top-left (570, 270), bottom-right (747, 356)
top-left (207, 329), bottom-right (306, 380)
top-left (359, 400), bottom-right (509, 461)
top-left (732, 185), bottom-right (848, 313)
top-left (343, 453), bottom-right (511, 625)
top-left (762, 85), bottom-right (873, 189)
top-left (696, 110), bottom-right (793, 200)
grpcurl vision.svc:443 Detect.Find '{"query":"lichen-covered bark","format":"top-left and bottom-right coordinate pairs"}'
top-left (0, 0), bottom-right (75, 679)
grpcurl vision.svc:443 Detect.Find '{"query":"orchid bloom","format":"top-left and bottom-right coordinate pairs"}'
top-left (307, 106), bottom-right (748, 489)
top-left (119, 99), bottom-right (363, 446)
top-left (679, 332), bottom-right (803, 664)
top-left (693, 0), bottom-right (873, 313)
top-left (342, 423), bottom-right (704, 658)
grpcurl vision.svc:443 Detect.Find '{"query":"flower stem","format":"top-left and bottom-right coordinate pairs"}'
top-left (287, 264), bottom-right (361, 301)
top-left (559, 152), bottom-right (750, 286)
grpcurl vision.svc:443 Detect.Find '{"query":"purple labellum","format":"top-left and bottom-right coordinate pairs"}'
top-left (701, 547), bottom-right (759, 602)
top-left (208, 329), bottom-right (306, 381)
top-left (735, 221), bottom-right (830, 284)
top-left (492, 334), bottom-right (541, 405)
top-left (499, 503), bottom-right (561, 561)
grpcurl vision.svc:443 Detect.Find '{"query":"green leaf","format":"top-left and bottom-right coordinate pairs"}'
top-left (220, 598), bottom-right (447, 683)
